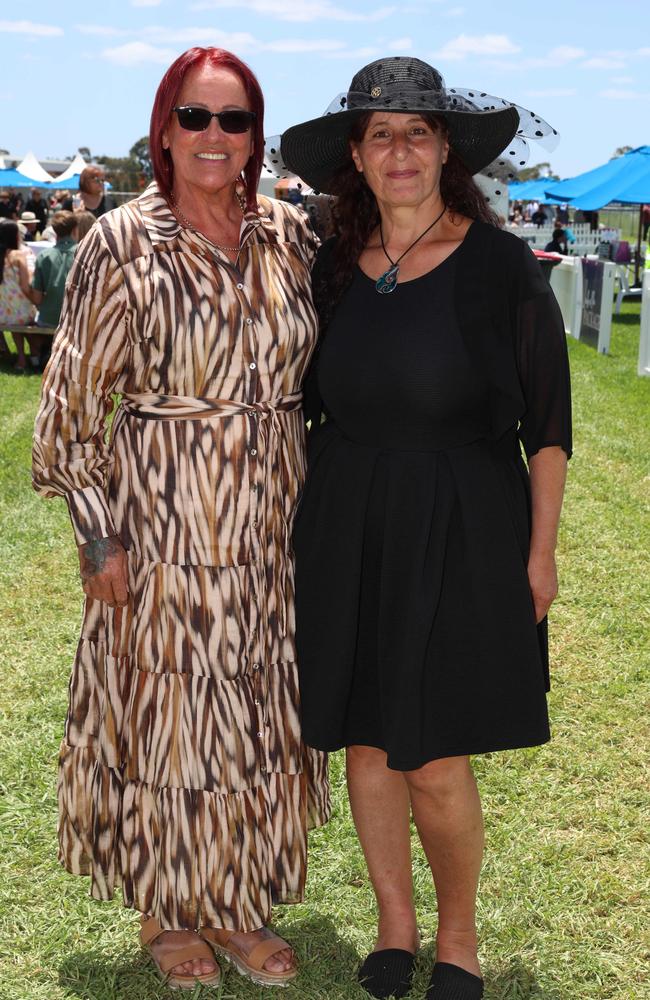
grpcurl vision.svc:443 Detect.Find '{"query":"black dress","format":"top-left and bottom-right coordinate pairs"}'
top-left (294, 221), bottom-right (572, 771)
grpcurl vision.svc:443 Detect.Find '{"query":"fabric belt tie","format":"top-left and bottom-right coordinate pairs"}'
top-left (121, 391), bottom-right (303, 637)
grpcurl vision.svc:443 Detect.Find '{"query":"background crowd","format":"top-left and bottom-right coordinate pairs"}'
top-left (0, 167), bottom-right (115, 372)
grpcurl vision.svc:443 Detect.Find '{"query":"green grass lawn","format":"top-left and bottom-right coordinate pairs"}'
top-left (0, 307), bottom-right (648, 1000)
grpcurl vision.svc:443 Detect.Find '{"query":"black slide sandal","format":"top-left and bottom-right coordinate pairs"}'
top-left (426, 961), bottom-right (484, 999)
top-left (358, 948), bottom-right (417, 998)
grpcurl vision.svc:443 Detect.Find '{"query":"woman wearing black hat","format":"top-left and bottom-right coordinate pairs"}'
top-left (281, 57), bottom-right (571, 1000)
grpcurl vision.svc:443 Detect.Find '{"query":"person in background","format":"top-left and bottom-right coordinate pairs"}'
top-left (642, 204), bottom-right (650, 242)
top-left (0, 191), bottom-right (12, 219)
top-left (0, 220), bottom-right (36, 370)
top-left (28, 210), bottom-right (77, 369)
top-left (62, 167), bottom-right (116, 218)
top-left (10, 192), bottom-right (24, 218)
top-left (531, 203), bottom-right (548, 227)
top-left (25, 189), bottom-right (48, 236)
top-left (19, 211), bottom-right (40, 242)
top-left (72, 210), bottom-right (96, 244)
top-left (563, 221), bottom-right (576, 245)
top-left (545, 227), bottom-right (567, 254)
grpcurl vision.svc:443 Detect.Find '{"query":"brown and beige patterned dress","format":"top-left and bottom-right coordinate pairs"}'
top-left (32, 182), bottom-right (330, 932)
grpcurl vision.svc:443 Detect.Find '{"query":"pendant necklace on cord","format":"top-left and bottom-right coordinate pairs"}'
top-left (375, 205), bottom-right (447, 294)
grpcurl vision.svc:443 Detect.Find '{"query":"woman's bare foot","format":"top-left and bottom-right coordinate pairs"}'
top-left (228, 926), bottom-right (296, 973)
top-left (148, 929), bottom-right (219, 979)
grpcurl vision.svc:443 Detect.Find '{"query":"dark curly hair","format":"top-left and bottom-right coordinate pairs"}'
top-left (315, 113), bottom-right (499, 330)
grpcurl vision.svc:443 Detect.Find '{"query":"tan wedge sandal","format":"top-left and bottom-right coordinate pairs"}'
top-left (201, 926), bottom-right (298, 987)
top-left (141, 915), bottom-right (222, 991)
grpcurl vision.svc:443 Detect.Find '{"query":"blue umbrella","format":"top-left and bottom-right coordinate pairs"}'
top-left (545, 146), bottom-right (650, 283)
top-left (509, 177), bottom-right (560, 203)
top-left (544, 146), bottom-right (650, 209)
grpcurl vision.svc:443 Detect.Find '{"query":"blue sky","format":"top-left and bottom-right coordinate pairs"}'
top-left (1, 0), bottom-right (649, 179)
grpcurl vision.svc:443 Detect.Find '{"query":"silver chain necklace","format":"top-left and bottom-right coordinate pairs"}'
top-left (376, 205), bottom-right (447, 294)
top-left (171, 192), bottom-right (245, 253)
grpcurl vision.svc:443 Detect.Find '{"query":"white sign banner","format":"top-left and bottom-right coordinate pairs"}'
top-left (638, 271), bottom-right (650, 377)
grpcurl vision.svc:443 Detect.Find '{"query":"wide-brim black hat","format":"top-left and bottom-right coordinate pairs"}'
top-left (277, 57), bottom-right (558, 194)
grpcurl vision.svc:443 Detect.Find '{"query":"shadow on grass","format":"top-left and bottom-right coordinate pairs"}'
top-left (485, 956), bottom-right (567, 999)
top-left (612, 311), bottom-right (642, 326)
top-left (409, 947), bottom-right (567, 1000)
top-left (58, 915), bottom-right (363, 1000)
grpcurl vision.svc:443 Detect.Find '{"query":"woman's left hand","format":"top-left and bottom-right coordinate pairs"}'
top-left (527, 550), bottom-right (558, 623)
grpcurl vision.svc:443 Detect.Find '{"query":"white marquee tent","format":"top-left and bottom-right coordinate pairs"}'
top-left (15, 151), bottom-right (54, 183)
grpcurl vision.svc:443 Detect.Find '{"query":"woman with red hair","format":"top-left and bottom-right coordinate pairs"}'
top-left (33, 47), bottom-right (328, 990)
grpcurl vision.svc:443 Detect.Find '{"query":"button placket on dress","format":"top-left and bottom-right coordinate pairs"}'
top-left (236, 239), bottom-right (272, 777)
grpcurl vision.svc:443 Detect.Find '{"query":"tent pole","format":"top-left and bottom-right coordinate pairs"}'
top-left (635, 204), bottom-right (643, 288)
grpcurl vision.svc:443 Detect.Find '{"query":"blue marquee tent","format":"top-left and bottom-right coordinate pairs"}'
top-left (46, 174), bottom-right (81, 191)
top-left (509, 177), bottom-right (561, 202)
top-left (544, 146), bottom-right (650, 283)
top-left (0, 168), bottom-right (79, 190)
top-left (544, 146), bottom-right (650, 209)
top-left (0, 168), bottom-right (48, 189)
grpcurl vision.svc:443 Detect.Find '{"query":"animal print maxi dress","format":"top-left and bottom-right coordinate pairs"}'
top-left (32, 183), bottom-right (330, 931)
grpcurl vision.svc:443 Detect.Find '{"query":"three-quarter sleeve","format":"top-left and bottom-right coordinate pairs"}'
top-left (32, 227), bottom-right (129, 545)
top-left (515, 243), bottom-right (573, 460)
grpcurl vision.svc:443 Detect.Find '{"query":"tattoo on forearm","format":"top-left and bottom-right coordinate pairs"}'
top-left (80, 536), bottom-right (122, 579)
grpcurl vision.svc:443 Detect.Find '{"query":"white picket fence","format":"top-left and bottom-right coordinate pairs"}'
top-left (508, 224), bottom-right (621, 257)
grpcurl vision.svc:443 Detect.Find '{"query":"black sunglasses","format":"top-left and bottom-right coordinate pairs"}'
top-left (172, 106), bottom-right (256, 133)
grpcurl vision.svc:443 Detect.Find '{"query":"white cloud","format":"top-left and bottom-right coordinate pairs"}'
top-left (433, 34), bottom-right (520, 61)
top-left (75, 24), bottom-right (127, 37)
top-left (525, 88), bottom-right (577, 98)
top-left (0, 19), bottom-right (63, 37)
top-left (525, 45), bottom-right (585, 68)
top-left (638, 47), bottom-right (650, 56)
top-left (388, 37), bottom-right (413, 51)
top-left (611, 75), bottom-right (634, 84)
top-left (101, 29), bottom-right (376, 63)
top-left (102, 41), bottom-right (178, 65)
top-left (444, 6), bottom-right (465, 15)
top-left (582, 56), bottom-right (626, 69)
top-left (599, 88), bottom-right (650, 100)
top-left (132, 0), bottom-right (163, 6)
top-left (548, 45), bottom-right (585, 62)
top-left (143, 26), bottom-right (259, 47)
top-left (189, 0), bottom-right (395, 21)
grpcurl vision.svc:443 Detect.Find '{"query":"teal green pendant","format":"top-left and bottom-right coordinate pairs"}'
top-left (375, 264), bottom-right (399, 294)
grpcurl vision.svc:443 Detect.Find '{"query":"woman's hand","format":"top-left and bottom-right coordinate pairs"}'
top-left (78, 535), bottom-right (129, 607)
top-left (527, 549), bottom-right (558, 623)
top-left (527, 446), bottom-right (567, 623)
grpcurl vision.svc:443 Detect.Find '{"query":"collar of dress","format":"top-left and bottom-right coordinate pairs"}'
top-left (137, 180), bottom-right (279, 250)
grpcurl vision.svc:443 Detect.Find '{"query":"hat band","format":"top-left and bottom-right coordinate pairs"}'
top-left (342, 88), bottom-right (480, 114)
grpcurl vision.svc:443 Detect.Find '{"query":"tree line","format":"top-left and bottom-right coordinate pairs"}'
top-left (73, 138), bottom-right (153, 192)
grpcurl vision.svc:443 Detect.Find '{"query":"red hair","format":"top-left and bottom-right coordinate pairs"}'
top-left (149, 47), bottom-right (264, 211)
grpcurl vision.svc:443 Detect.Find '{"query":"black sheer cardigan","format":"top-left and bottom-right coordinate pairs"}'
top-left (304, 220), bottom-right (572, 462)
